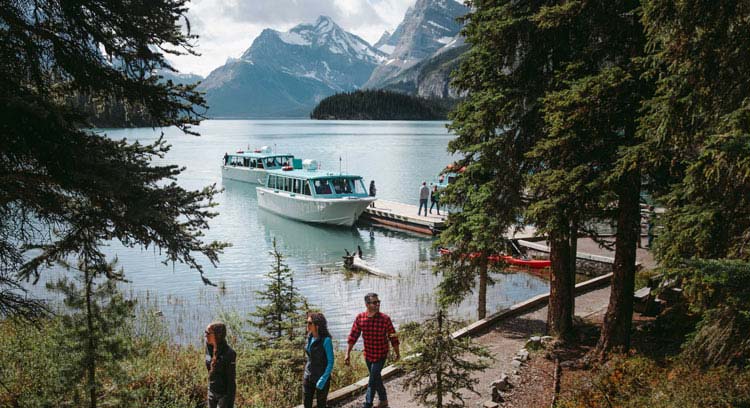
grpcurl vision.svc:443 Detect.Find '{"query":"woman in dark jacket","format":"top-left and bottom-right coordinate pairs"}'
top-left (205, 321), bottom-right (237, 408)
top-left (303, 312), bottom-right (335, 408)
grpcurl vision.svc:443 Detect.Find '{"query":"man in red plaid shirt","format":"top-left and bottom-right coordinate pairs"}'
top-left (345, 293), bottom-right (400, 408)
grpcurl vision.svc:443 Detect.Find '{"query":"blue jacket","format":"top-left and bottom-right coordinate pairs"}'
top-left (304, 335), bottom-right (334, 390)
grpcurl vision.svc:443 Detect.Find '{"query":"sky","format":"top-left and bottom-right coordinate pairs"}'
top-left (170, 0), bottom-right (415, 77)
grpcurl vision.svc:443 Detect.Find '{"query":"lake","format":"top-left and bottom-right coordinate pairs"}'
top-left (33, 120), bottom-right (549, 345)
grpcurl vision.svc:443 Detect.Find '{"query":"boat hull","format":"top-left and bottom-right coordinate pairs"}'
top-left (221, 165), bottom-right (267, 184)
top-left (257, 188), bottom-right (376, 227)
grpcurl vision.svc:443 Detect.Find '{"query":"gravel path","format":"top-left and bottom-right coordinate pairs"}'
top-left (335, 287), bottom-right (612, 408)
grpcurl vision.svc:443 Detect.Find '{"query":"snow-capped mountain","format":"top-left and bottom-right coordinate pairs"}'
top-left (199, 16), bottom-right (386, 118)
top-left (365, 0), bottom-right (469, 89)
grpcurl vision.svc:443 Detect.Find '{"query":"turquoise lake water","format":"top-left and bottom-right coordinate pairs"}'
top-left (31, 120), bottom-right (549, 345)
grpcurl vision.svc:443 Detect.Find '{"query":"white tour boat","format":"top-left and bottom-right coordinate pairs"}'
top-left (256, 160), bottom-right (375, 227)
top-left (221, 146), bottom-right (295, 184)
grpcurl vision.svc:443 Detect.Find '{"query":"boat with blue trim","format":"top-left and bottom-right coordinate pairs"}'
top-left (256, 160), bottom-right (375, 227)
top-left (221, 146), bottom-right (295, 184)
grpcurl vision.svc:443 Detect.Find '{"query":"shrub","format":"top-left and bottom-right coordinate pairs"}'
top-left (558, 356), bottom-right (750, 408)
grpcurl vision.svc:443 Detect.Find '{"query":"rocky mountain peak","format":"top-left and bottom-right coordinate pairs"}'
top-left (364, 0), bottom-right (468, 88)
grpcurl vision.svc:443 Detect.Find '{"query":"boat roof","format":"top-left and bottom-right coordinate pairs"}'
top-left (228, 151), bottom-right (294, 159)
top-left (266, 168), bottom-right (364, 180)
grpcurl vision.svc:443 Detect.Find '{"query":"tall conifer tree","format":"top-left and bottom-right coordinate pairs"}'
top-left (440, 0), bottom-right (580, 334)
top-left (528, 1), bottom-right (649, 353)
top-left (641, 0), bottom-right (750, 263)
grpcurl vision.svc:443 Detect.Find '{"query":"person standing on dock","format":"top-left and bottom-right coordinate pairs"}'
top-left (369, 180), bottom-right (377, 208)
top-left (345, 293), bottom-right (400, 408)
top-left (418, 181), bottom-right (429, 216)
top-left (429, 185), bottom-right (440, 215)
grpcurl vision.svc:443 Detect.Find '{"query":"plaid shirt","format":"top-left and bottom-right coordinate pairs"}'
top-left (347, 312), bottom-right (399, 362)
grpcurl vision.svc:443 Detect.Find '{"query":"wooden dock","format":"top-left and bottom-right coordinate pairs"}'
top-left (360, 199), bottom-right (447, 235)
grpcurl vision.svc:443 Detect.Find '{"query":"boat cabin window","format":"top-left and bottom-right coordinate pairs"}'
top-left (266, 176), bottom-right (310, 195)
top-left (313, 178), bottom-right (365, 195)
top-left (314, 179), bottom-right (332, 195)
top-left (351, 178), bottom-right (367, 194)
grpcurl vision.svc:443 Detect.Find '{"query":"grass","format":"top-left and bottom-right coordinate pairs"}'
top-left (0, 313), bottom-right (370, 408)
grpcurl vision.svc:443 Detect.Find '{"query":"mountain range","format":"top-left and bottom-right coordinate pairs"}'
top-left (196, 0), bottom-right (469, 118)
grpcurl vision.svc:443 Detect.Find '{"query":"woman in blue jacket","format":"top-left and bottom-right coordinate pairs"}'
top-left (304, 312), bottom-right (334, 408)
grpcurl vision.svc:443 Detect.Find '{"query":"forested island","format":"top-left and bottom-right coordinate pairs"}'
top-left (310, 89), bottom-right (453, 120)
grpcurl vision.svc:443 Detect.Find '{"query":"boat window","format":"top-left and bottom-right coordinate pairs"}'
top-left (351, 178), bottom-right (367, 195)
top-left (243, 158), bottom-right (249, 167)
top-left (268, 175), bottom-right (275, 189)
top-left (332, 179), bottom-right (343, 194)
top-left (293, 179), bottom-right (301, 194)
top-left (303, 181), bottom-right (311, 196)
top-left (332, 178), bottom-right (354, 194)
top-left (314, 179), bottom-right (332, 195)
top-left (285, 177), bottom-right (291, 192)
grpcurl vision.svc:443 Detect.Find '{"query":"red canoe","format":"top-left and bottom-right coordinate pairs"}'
top-left (438, 248), bottom-right (551, 269)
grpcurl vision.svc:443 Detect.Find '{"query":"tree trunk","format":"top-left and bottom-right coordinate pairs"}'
top-left (477, 262), bottom-right (488, 319)
top-left (437, 310), bottom-right (443, 408)
top-left (84, 265), bottom-right (97, 408)
top-left (595, 168), bottom-right (640, 358)
top-left (547, 228), bottom-right (575, 339)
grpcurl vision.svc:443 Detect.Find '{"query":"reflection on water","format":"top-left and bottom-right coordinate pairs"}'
top-left (24, 120), bottom-right (552, 347)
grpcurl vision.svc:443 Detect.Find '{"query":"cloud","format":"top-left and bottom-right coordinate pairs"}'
top-left (170, 0), bottom-right (414, 76)
top-left (219, 0), bottom-right (384, 27)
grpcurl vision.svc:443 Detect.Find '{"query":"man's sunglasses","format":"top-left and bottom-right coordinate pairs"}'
top-left (367, 300), bottom-right (381, 305)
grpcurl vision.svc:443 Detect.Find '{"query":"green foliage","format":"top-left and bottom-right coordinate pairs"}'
top-left (0, 311), bottom-right (369, 408)
top-left (45, 260), bottom-right (136, 407)
top-left (247, 238), bottom-right (308, 348)
top-left (557, 356), bottom-right (750, 408)
top-left (661, 259), bottom-right (750, 367)
top-left (398, 309), bottom-right (492, 408)
top-left (438, 0), bottom-right (596, 324)
top-left (640, 0), bottom-right (750, 264)
top-left (310, 89), bottom-right (452, 120)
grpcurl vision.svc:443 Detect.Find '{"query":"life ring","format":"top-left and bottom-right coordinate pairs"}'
top-left (236, 150), bottom-right (244, 153)
top-left (254, 149), bottom-right (262, 153)
top-left (282, 166), bottom-right (293, 171)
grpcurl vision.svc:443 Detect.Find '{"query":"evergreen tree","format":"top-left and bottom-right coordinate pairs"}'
top-left (632, 0), bottom-right (750, 367)
top-left (527, 1), bottom-right (650, 353)
top-left (46, 260), bottom-right (135, 408)
top-left (248, 238), bottom-right (307, 347)
top-left (640, 0), bottom-right (750, 264)
top-left (398, 309), bottom-right (492, 408)
top-left (310, 89), bottom-right (452, 120)
top-left (1, 0), bottom-right (226, 320)
top-left (439, 0), bottom-right (579, 334)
